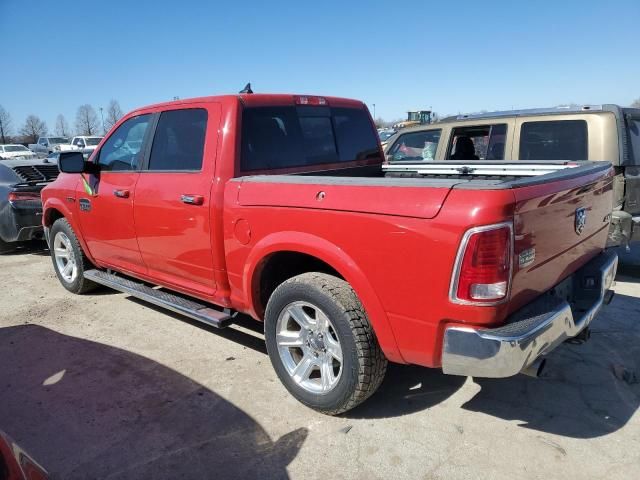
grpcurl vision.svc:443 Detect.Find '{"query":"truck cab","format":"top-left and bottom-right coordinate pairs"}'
top-left (70, 136), bottom-right (103, 153)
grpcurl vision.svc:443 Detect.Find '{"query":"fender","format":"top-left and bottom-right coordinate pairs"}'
top-left (243, 231), bottom-right (405, 364)
top-left (43, 194), bottom-right (98, 267)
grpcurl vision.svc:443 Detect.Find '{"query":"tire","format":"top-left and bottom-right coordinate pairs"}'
top-left (265, 272), bottom-right (387, 415)
top-left (0, 237), bottom-right (16, 255)
top-left (50, 218), bottom-right (97, 294)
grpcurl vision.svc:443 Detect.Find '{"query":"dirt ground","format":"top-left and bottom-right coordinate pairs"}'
top-left (1, 244), bottom-right (639, 480)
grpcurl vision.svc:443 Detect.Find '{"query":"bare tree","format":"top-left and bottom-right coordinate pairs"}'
top-left (632, 98), bottom-right (640, 108)
top-left (0, 105), bottom-right (12, 144)
top-left (55, 114), bottom-right (71, 137)
top-left (20, 115), bottom-right (48, 144)
top-left (75, 104), bottom-right (99, 135)
top-left (105, 99), bottom-right (124, 132)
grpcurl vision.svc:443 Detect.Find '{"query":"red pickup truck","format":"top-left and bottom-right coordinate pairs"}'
top-left (42, 93), bottom-right (618, 414)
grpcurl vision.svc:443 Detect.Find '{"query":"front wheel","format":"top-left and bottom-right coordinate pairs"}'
top-left (265, 272), bottom-right (387, 415)
top-left (50, 218), bottom-right (97, 294)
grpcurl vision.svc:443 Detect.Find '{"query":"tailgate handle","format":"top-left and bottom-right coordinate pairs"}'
top-left (113, 189), bottom-right (130, 198)
top-left (181, 194), bottom-right (204, 205)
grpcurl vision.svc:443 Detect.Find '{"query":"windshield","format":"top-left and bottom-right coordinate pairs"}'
top-left (241, 106), bottom-right (380, 171)
top-left (86, 137), bottom-right (102, 146)
top-left (379, 131), bottom-right (396, 141)
top-left (49, 137), bottom-right (69, 144)
top-left (4, 145), bottom-right (30, 152)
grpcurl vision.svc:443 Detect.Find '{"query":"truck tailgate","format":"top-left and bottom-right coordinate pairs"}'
top-left (508, 166), bottom-right (614, 311)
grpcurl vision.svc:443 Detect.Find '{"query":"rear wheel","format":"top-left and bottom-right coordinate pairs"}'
top-left (50, 218), bottom-right (97, 294)
top-left (265, 272), bottom-right (387, 415)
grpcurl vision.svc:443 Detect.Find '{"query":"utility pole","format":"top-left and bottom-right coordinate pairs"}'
top-left (372, 103), bottom-right (376, 119)
top-left (99, 107), bottom-right (105, 134)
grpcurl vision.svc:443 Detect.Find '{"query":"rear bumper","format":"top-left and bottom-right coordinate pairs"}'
top-left (0, 202), bottom-right (44, 243)
top-left (441, 250), bottom-right (618, 378)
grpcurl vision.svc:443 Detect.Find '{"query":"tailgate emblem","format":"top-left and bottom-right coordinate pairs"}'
top-left (575, 207), bottom-right (587, 235)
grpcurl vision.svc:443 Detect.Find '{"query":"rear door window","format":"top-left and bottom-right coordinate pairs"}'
top-left (241, 106), bottom-right (380, 171)
top-left (388, 130), bottom-right (441, 161)
top-left (519, 120), bottom-right (587, 160)
top-left (627, 117), bottom-right (640, 165)
top-left (447, 124), bottom-right (507, 160)
top-left (147, 109), bottom-right (208, 171)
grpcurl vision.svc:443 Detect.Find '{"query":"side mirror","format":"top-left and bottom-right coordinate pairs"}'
top-left (58, 151), bottom-right (95, 174)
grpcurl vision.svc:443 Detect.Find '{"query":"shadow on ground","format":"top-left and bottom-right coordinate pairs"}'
top-left (3, 240), bottom-right (49, 257)
top-left (462, 292), bottom-right (640, 438)
top-left (0, 325), bottom-right (306, 480)
top-left (346, 364), bottom-right (466, 419)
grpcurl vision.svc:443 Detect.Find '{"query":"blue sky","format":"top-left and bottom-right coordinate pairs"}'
top-left (2, 0), bottom-right (639, 133)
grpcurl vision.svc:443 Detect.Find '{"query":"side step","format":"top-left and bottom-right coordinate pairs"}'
top-left (84, 269), bottom-right (233, 328)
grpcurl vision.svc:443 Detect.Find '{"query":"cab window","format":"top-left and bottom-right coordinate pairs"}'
top-left (147, 109), bottom-right (208, 171)
top-left (447, 124), bottom-right (507, 160)
top-left (519, 120), bottom-right (587, 160)
top-left (97, 114), bottom-right (151, 171)
top-left (388, 130), bottom-right (441, 161)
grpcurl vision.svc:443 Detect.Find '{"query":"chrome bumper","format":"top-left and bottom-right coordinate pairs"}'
top-left (442, 250), bottom-right (618, 378)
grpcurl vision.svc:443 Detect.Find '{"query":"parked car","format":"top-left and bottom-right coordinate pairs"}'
top-left (0, 158), bottom-right (59, 253)
top-left (384, 105), bottom-right (640, 247)
top-left (0, 144), bottom-right (37, 160)
top-left (43, 93), bottom-right (616, 414)
top-left (0, 430), bottom-right (48, 480)
top-left (70, 135), bottom-right (103, 154)
top-left (28, 137), bottom-right (73, 157)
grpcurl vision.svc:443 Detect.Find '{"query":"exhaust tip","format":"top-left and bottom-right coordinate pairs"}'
top-left (521, 358), bottom-right (546, 378)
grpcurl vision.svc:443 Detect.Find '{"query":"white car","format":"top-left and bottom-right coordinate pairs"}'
top-left (70, 136), bottom-right (103, 153)
top-left (0, 144), bottom-right (37, 160)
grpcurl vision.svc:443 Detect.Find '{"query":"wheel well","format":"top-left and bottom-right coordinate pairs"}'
top-left (255, 251), bottom-right (343, 317)
top-left (44, 208), bottom-right (64, 227)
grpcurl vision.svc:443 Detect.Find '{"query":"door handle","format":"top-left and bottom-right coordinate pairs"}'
top-left (181, 194), bottom-right (204, 205)
top-left (114, 189), bottom-right (130, 198)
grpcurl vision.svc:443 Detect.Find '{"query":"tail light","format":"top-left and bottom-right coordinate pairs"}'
top-left (8, 192), bottom-right (41, 203)
top-left (450, 222), bottom-right (513, 305)
top-left (294, 96), bottom-right (328, 106)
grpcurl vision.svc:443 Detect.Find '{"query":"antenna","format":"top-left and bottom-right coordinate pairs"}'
top-left (239, 83), bottom-right (253, 94)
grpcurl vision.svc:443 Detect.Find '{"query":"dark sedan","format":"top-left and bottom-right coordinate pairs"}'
top-left (0, 159), bottom-right (59, 254)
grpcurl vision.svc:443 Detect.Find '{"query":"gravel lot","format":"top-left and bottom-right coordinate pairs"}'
top-left (1, 244), bottom-right (639, 479)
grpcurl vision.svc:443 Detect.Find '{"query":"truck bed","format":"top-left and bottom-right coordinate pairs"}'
top-left (228, 160), bottom-right (614, 367)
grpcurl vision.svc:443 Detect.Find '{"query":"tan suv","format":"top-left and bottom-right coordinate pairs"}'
top-left (384, 105), bottom-right (640, 246)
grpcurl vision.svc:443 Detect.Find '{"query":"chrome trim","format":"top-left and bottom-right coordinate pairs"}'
top-left (442, 250), bottom-right (618, 378)
top-left (448, 221), bottom-right (514, 306)
top-left (454, 105), bottom-right (604, 121)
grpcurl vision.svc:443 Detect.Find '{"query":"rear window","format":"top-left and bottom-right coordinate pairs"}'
top-left (519, 120), bottom-right (588, 160)
top-left (4, 145), bottom-right (29, 152)
top-left (241, 106), bottom-right (380, 171)
top-left (627, 117), bottom-right (640, 164)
